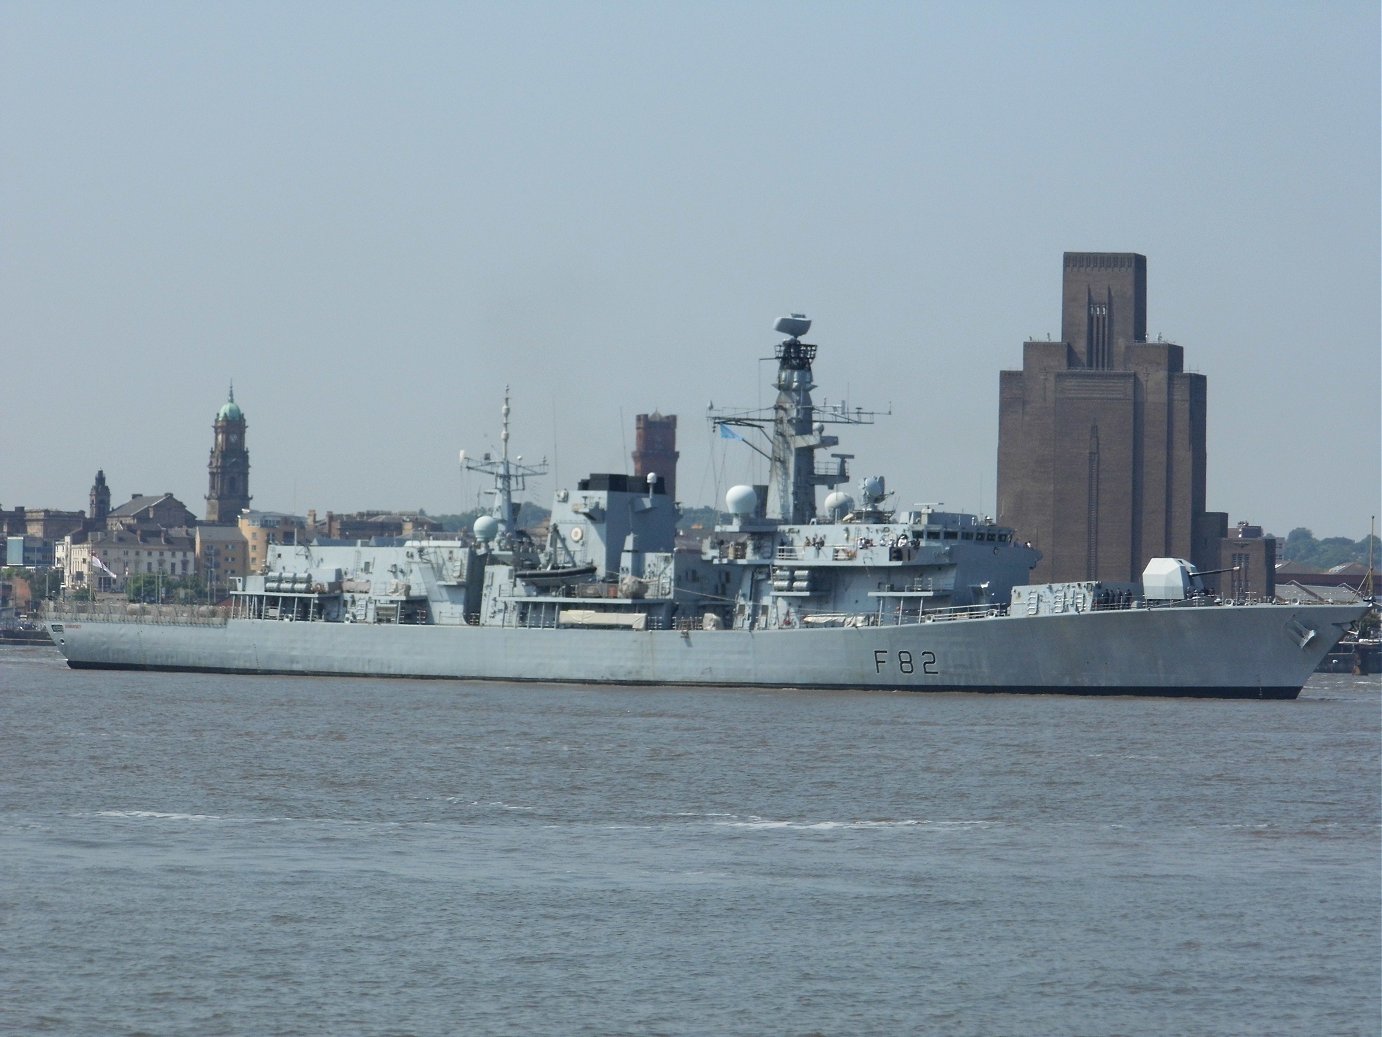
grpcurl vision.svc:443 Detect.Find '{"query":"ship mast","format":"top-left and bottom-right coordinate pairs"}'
top-left (1367, 514), bottom-right (1376, 602)
top-left (712, 316), bottom-right (880, 524)
top-left (461, 387), bottom-right (548, 546)
top-left (768, 322), bottom-right (832, 522)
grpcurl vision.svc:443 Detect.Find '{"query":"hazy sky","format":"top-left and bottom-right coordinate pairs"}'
top-left (4, 2), bottom-right (1378, 539)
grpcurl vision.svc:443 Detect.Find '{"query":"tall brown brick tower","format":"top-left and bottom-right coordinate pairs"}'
top-left (632, 412), bottom-right (679, 502)
top-left (997, 253), bottom-right (1212, 583)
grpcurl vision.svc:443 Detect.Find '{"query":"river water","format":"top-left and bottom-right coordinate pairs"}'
top-left (3, 645), bottom-right (1378, 1036)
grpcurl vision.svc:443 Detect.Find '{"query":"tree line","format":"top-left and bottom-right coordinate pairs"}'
top-left (1280, 529), bottom-right (1380, 571)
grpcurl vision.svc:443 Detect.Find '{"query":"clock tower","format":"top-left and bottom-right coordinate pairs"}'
top-left (206, 385), bottom-right (251, 525)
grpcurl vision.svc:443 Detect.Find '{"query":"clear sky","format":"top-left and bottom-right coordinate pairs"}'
top-left (3, 1), bottom-right (1378, 539)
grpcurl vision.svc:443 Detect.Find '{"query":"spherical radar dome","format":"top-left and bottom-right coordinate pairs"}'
top-left (824, 491), bottom-right (854, 519)
top-left (473, 515), bottom-right (499, 543)
top-left (725, 484), bottom-right (758, 517)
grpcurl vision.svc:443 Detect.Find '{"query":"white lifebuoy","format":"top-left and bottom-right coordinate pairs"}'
top-left (570, 527), bottom-right (583, 542)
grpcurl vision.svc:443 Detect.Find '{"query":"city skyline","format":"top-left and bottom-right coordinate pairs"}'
top-left (10, 374), bottom-right (1376, 545)
top-left (3, 3), bottom-right (1377, 539)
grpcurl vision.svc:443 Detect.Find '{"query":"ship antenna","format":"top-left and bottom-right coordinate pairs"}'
top-left (499, 387), bottom-right (514, 532)
top-left (1367, 514), bottom-right (1376, 603)
top-left (705, 314), bottom-right (883, 524)
top-left (461, 386), bottom-right (549, 541)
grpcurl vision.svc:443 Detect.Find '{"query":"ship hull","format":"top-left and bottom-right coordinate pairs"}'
top-left (47, 602), bottom-right (1362, 699)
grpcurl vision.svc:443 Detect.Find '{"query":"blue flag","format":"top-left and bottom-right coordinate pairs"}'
top-left (719, 424), bottom-right (743, 441)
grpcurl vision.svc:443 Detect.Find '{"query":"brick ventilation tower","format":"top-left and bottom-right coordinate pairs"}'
top-left (997, 253), bottom-right (1215, 583)
top-left (632, 412), bottom-right (679, 502)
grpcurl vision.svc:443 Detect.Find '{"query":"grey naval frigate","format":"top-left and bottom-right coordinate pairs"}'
top-left (46, 317), bottom-right (1364, 698)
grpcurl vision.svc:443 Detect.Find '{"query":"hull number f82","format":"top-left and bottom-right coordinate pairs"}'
top-left (874, 649), bottom-right (937, 675)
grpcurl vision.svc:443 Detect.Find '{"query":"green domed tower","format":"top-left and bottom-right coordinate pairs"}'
top-left (205, 384), bottom-right (250, 525)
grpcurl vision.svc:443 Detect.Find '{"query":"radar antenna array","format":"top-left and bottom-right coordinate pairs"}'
top-left (459, 386), bottom-right (548, 539)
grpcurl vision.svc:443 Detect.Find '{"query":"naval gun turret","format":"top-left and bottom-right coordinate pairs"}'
top-left (1142, 558), bottom-right (1238, 602)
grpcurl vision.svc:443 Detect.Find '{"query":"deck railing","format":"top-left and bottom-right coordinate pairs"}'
top-left (44, 601), bottom-right (231, 627)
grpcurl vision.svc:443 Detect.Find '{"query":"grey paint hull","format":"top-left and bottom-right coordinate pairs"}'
top-left (48, 603), bottom-right (1361, 698)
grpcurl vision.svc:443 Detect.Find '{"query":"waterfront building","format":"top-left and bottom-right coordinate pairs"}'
top-left (6, 535), bottom-right (51, 567)
top-left (238, 511), bottom-right (307, 575)
top-left (106, 492), bottom-right (197, 533)
top-left (62, 527), bottom-right (197, 593)
top-left (308, 510), bottom-right (440, 542)
top-left (1201, 519), bottom-right (1277, 600)
top-left (18, 508), bottom-right (87, 543)
top-left (196, 524), bottom-right (249, 597)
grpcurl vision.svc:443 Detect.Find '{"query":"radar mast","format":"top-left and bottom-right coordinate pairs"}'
top-left (460, 387), bottom-right (548, 548)
top-left (711, 316), bottom-right (881, 523)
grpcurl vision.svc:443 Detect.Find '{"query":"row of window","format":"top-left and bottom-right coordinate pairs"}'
top-left (90, 559), bottom-right (193, 575)
top-left (89, 550), bottom-right (192, 558)
top-left (913, 529), bottom-right (1010, 543)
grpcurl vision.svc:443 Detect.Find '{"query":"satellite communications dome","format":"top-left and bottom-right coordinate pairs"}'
top-left (473, 515), bottom-right (499, 543)
top-left (725, 485), bottom-right (758, 517)
top-left (823, 491), bottom-right (854, 519)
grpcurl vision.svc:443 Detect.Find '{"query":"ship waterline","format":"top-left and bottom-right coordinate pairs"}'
top-left (46, 599), bottom-right (1359, 699)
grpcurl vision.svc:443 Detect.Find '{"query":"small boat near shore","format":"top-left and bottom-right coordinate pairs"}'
top-left (1, 615), bottom-right (52, 646)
